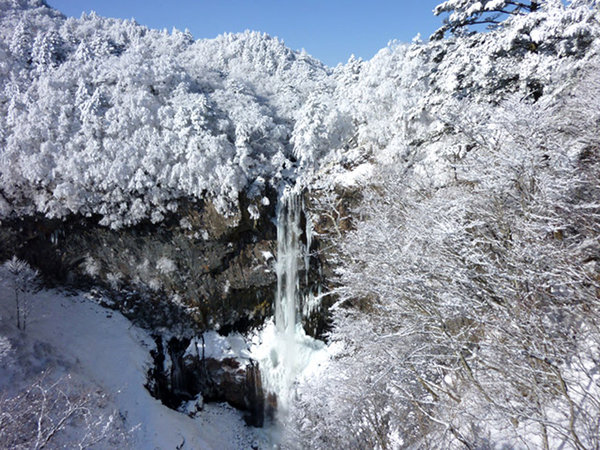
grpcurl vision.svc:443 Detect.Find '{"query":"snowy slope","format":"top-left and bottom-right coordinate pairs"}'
top-left (0, 280), bottom-right (262, 449)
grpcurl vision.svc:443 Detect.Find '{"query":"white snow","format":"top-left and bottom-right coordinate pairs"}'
top-left (185, 331), bottom-right (252, 363)
top-left (0, 280), bottom-right (262, 449)
top-left (261, 251), bottom-right (274, 261)
top-left (156, 256), bottom-right (177, 274)
top-left (248, 204), bottom-right (260, 221)
top-left (334, 162), bottom-right (373, 187)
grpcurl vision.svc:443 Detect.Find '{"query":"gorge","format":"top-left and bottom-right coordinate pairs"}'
top-left (1, 1), bottom-right (600, 448)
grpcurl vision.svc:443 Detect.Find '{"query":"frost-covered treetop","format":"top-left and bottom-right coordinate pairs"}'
top-left (0, 0), bottom-right (597, 228)
top-left (432, 0), bottom-right (548, 39)
top-left (0, 0), bottom-right (329, 228)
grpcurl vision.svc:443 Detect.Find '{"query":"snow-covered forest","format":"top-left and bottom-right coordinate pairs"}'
top-left (1, 0), bottom-right (600, 448)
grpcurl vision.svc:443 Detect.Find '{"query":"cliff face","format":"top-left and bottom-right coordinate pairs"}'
top-left (0, 191), bottom-right (279, 334)
top-left (0, 185), bottom-right (339, 424)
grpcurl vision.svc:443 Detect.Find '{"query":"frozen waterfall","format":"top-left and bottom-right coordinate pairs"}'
top-left (250, 187), bottom-right (326, 414)
top-left (275, 190), bottom-right (301, 336)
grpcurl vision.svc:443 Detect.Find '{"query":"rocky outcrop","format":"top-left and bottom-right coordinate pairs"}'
top-left (145, 334), bottom-right (267, 427)
top-left (183, 355), bottom-right (265, 426)
top-left (0, 192), bottom-right (277, 333)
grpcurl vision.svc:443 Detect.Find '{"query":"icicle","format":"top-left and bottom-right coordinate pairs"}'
top-left (304, 207), bottom-right (313, 287)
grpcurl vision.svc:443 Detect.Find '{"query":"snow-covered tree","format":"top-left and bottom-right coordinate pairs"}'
top-left (32, 29), bottom-right (63, 70)
top-left (432, 0), bottom-right (545, 39)
top-left (0, 371), bottom-right (131, 449)
top-left (288, 58), bottom-right (600, 448)
top-left (0, 257), bottom-right (39, 331)
top-left (0, 0), bottom-right (333, 228)
top-left (9, 20), bottom-right (32, 68)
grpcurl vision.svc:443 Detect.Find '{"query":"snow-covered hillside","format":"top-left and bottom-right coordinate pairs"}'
top-left (0, 0), bottom-right (330, 227)
top-left (1, 1), bottom-right (597, 228)
top-left (0, 277), bottom-right (263, 449)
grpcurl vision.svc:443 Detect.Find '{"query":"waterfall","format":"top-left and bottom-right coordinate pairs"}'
top-left (250, 186), bottom-right (325, 415)
top-left (275, 191), bottom-right (301, 336)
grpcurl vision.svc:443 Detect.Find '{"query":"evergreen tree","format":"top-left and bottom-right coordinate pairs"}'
top-left (32, 30), bottom-right (63, 70)
top-left (431, 0), bottom-right (546, 39)
top-left (9, 20), bottom-right (32, 67)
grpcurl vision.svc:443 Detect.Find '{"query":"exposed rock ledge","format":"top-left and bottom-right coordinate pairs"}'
top-left (0, 192), bottom-right (278, 333)
top-left (145, 332), bottom-right (270, 427)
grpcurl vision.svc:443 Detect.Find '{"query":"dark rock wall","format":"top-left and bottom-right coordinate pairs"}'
top-left (145, 334), bottom-right (266, 427)
top-left (0, 193), bottom-right (278, 333)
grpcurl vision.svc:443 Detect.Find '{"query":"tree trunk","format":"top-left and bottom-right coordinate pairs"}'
top-left (15, 288), bottom-right (21, 330)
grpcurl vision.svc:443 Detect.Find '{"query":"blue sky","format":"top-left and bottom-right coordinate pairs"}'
top-left (47, 1), bottom-right (443, 66)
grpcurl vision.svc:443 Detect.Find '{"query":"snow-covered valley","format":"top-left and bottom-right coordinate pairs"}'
top-left (2, 0), bottom-right (600, 448)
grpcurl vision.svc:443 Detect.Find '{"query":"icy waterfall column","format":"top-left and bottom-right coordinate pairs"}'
top-left (251, 187), bottom-right (325, 415)
top-left (275, 190), bottom-right (302, 336)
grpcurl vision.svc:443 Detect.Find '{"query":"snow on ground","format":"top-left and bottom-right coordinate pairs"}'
top-left (185, 331), bottom-right (253, 363)
top-left (333, 162), bottom-right (374, 188)
top-left (0, 279), bottom-right (263, 449)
